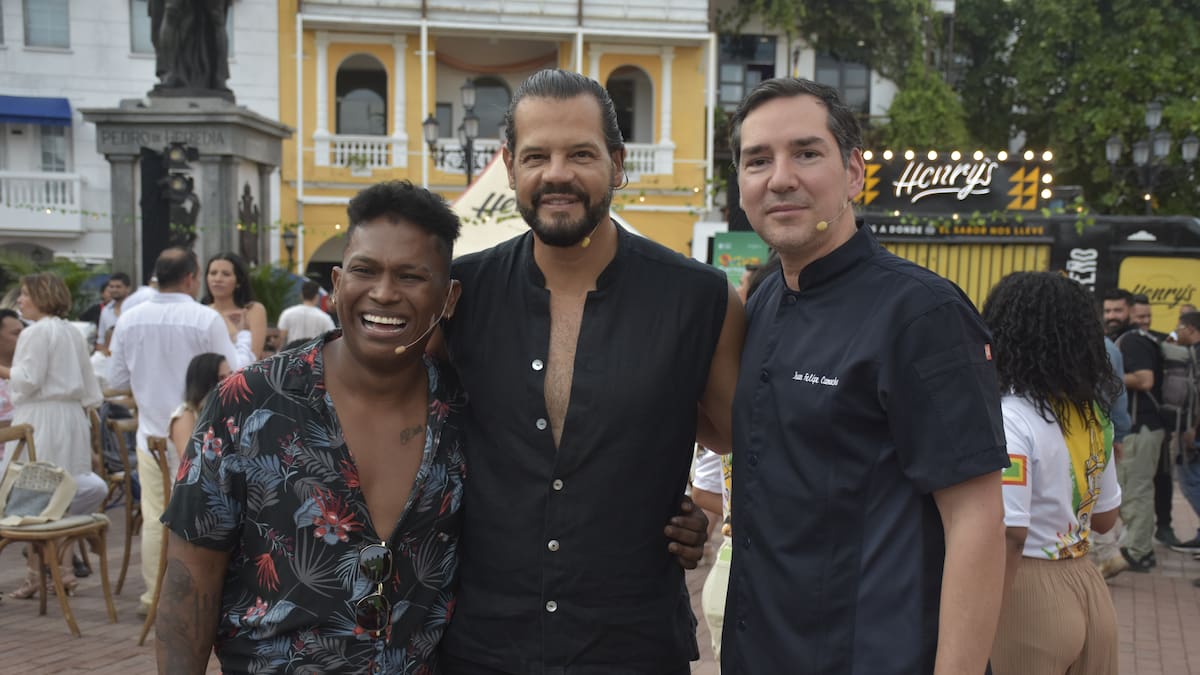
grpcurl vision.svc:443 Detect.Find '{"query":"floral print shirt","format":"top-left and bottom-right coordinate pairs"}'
top-left (163, 333), bottom-right (466, 675)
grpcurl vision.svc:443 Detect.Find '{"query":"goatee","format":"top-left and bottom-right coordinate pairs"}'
top-left (519, 182), bottom-right (613, 248)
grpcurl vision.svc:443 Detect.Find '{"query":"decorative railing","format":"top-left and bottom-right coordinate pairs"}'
top-left (331, 135), bottom-right (394, 169)
top-left (0, 171), bottom-right (85, 236)
top-left (0, 171), bottom-right (82, 210)
top-left (623, 142), bottom-right (674, 179)
top-left (431, 138), bottom-right (502, 175)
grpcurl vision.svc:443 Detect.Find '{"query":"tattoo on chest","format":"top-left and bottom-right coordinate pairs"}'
top-left (398, 424), bottom-right (425, 445)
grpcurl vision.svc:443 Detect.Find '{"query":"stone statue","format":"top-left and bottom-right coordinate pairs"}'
top-left (237, 182), bottom-right (261, 265)
top-left (149, 0), bottom-right (234, 99)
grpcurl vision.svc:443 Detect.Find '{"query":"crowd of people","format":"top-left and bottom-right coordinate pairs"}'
top-left (1, 69), bottom-right (1198, 675)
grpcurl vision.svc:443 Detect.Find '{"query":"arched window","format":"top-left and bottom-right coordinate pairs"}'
top-left (472, 76), bottom-right (511, 139)
top-left (606, 66), bottom-right (654, 144)
top-left (336, 54), bottom-right (387, 136)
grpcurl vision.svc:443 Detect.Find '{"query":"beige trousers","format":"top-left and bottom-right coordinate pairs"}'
top-left (992, 556), bottom-right (1117, 675)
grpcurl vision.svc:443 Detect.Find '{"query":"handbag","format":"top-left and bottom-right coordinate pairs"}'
top-left (0, 461), bottom-right (77, 526)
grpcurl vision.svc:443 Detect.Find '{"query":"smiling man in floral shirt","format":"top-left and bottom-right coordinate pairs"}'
top-left (159, 181), bottom-right (465, 674)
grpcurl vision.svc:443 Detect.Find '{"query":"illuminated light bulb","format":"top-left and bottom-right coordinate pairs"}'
top-left (1041, 188), bottom-right (1053, 200)
top-left (997, 150), bottom-right (1008, 161)
top-left (1023, 150), bottom-right (1035, 161)
top-left (973, 150), bottom-right (984, 161)
top-left (904, 149), bottom-right (915, 161)
top-left (1042, 173), bottom-right (1053, 184)
top-left (862, 150), bottom-right (874, 161)
top-left (882, 150), bottom-right (894, 160)
top-left (952, 213), bottom-right (960, 220)
top-left (927, 150), bottom-right (938, 161)
top-left (951, 151), bottom-right (962, 161)
top-left (335, 223), bottom-right (342, 230)
top-left (1042, 150), bottom-right (1054, 162)
top-left (1144, 193), bottom-right (1152, 202)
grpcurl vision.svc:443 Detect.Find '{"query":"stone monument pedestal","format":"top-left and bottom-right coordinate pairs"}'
top-left (82, 96), bottom-right (292, 282)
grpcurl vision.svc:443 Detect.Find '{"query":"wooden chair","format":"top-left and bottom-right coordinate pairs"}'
top-left (138, 435), bottom-right (171, 646)
top-left (106, 416), bottom-right (140, 594)
top-left (0, 424), bottom-right (118, 637)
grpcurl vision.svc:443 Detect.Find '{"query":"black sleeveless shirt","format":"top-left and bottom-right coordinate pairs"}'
top-left (444, 227), bottom-right (728, 673)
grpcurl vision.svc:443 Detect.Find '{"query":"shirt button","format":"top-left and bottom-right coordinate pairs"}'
top-left (536, 418), bottom-right (548, 430)
top-left (737, 618), bottom-right (748, 631)
top-left (783, 295), bottom-right (797, 305)
top-left (552, 479), bottom-right (564, 491)
top-left (547, 539), bottom-right (560, 552)
top-left (545, 600), bottom-right (558, 613)
top-left (741, 534), bottom-right (750, 550)
top-left (748, 453), bottom-right (759, 467)
top-left (760, 370), bottom-right (769, 382)
top-left (532, 359), bottom-right (544, 371)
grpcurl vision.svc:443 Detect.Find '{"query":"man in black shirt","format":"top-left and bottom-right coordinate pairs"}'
top-left (441, 69), bottom-right (744, 674)
top-left (1103, 288), bottom-right (1167, 570)
top-left (724, 78), bottom-right (1009, 674)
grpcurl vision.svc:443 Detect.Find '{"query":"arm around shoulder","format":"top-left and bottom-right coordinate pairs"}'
top-left (696, 284), bottom-right (745, 455)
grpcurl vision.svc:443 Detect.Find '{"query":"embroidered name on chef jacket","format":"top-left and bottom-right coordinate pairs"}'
top-left (793, 371), bottom-right (840, 386)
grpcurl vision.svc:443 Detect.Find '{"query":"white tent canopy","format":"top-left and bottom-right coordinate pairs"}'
top-left (451, 156), bottom-right (642, 258)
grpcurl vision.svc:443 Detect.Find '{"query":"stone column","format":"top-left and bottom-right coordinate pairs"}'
top-left (659, 47), bottom-right (674, 146)
top-left (107, 154), bottom-right (141, 282)
top-left (195, 155), bottom-right (238, 265)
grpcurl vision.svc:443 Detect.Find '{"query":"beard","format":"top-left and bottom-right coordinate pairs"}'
top-left (1105, 318), bottom-right (1129, 336)
top-left (518, 181), bottom-right (613, 248)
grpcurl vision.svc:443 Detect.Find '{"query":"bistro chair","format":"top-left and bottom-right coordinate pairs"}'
top-left (138, 435), bottom-right (171, 646)
top-left (106, 416), bottom-right (140, 594)
top-left (0, 424), bottom-right (118, 637)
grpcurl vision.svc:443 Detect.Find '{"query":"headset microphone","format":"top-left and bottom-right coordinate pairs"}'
top-left (815, 199), bottom-right (852, 233)
top-left (393, 287), bottom-right (454, 356)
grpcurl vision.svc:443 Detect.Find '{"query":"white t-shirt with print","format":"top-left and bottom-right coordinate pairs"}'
top-left (1001, 394), bottom-right (1121, 560)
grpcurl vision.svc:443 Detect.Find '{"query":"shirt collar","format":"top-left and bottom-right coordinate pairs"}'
top-left (519, 223), bottom-right (630, 290)
top-left (794, 223), bottom-right (877, 291)
top-left (152, 292), bottom-right (198, 303)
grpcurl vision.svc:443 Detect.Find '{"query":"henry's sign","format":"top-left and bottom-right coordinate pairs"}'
top-left (858, 153), bottom-right (1051, 214)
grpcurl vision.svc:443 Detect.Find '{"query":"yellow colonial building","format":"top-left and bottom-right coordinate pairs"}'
top-left (277, 0), bottom-right (716, 278)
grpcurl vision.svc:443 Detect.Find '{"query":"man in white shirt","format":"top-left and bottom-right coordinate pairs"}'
top-left (120, 276), bottom-right (159, 316)
top-left (96, 272), bottom-right (132, 354)
top-left (107, 247), bottom-right (253, 614)
top-left (276, 280), bottom-right (335, 346)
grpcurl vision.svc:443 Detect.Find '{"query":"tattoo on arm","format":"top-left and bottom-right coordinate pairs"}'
top-left (398, 424), bottom-right (424, 445)
top-left (157, 557), bottom-right (221, 674)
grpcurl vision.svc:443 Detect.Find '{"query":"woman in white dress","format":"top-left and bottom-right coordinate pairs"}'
top-left (3, 273), bottom-right (106, 597)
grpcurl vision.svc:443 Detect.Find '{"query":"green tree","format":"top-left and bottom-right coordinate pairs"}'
top-left (954, 0), bottom-right (1200, 215)
top-left (879, 61), bottom-right (971, 150)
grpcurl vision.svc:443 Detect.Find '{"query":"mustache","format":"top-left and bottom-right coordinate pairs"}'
top-left (532, 182), bottom-right (589, 206)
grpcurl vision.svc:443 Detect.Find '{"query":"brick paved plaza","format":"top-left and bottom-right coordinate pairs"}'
top-left (1, 497), bottom-right (1199, 674)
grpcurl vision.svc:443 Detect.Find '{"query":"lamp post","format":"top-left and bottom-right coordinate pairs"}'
top-left (1106, 102), bottom-right (1199, 214)
top-left (281, 229), bottom-right (297, 271)
top-left (423, 78), bottom-right (482, 185)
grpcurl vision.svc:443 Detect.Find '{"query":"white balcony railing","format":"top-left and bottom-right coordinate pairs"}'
top-left (0, 171), bottom-right (85, 237)
top-left (431, 138), bottom-right (501, 176)
top-left (314, 133), bottom-right (409, 171)
top-left (623, 142), bottom-right (674, 180)
top-left (332, 135), bottom-right (393, 169)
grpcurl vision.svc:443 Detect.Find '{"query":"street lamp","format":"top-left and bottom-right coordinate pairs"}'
top-left (281, 229), bottom-right (297, 271)
top-left (1106, 101), bottom-right (1199, 214)
top-left (423, 78), bottom-right (482, 185)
